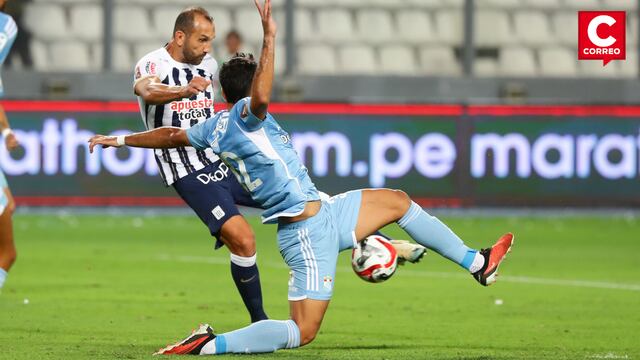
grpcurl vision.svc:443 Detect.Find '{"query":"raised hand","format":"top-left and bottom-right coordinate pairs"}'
top-left (254, 0), bottom-right (277, 38)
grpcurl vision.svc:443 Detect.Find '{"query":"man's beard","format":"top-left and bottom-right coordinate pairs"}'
top-left (183, 49), bottom-right (204, 65)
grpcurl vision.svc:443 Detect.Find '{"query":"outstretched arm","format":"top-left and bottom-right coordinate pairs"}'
top-left (249, 0), bottom-right (277, 120)
top-left (88, 127), bottom-right (190, 153)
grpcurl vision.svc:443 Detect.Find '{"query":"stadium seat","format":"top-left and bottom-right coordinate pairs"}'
top-left (474, 58), bottom-right (498, 77)
top-left (298, 45), bottom-right (338, 75)
top-left (629, 13), bottom-right (638, 44)
top-left (235, 7), bottom-right (264, 43)
top-left (379, 45), bottom-right (417, 75)
top-left (513, 11), bottom-right (554, 46)
top-left (578, 59), bottom-right (619, 78)
top-left (49, 41), bottom-right (93, 71)
top-left (404, 0), bottom-right (445, 7)
top-left (133, 42), bottom-right (163, 62)
top-left (499, 47), bottom-right (537, 77)
top-left (521, 0), bottom-right (558, 8)
top-left (356, 10), bottom-right (394, 44)
top-left (475, 10), bottom-right (513, 47)
top-left (539, 47), bottom-right (577, 77)
top-left (619, 48), bottom-right (638, 77)
top-left (396, 10), bottom-right (434, 44)
top-left (294, 9), bottom-right (315, 42)
top-left (29, 40), bottom-right (49, 71)
top-left (562, 0), bottom-right (601, 9)
top-left (552, 12), bottom-right (578, 46)
top-left (602, 0), bottom-right (637, 10)
top-left (338, 45), bottom-right (377, 74)
top-left (24, 4), bottom-right (68, 40)
top-left (441, 0), bottom-right (464, 7)
top-left (211, 9), bottom-right (234, 41)
top-left (114, 6), bottom-right (155, 41)
top-left (317, 9), bottom-right (356, 43)
top-left (476, 0), bottom-right (522, 8)
top-left (419, 46), bottom-right (462, 75)
top-left (70, 5), bottom-right (103, 41)
top-left (153, 6), bottom-right (185, 40)
top-left (435, 10), bottom-right (463, 45)
top-left (93, 42), bottom-right (132, 72)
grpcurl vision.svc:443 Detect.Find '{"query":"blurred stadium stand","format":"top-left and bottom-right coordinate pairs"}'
top-left (3, 0), bottom-right (639, 103)
top-left (16, 0), bottom-right (638, 76)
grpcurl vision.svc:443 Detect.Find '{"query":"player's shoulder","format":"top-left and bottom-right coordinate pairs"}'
top-left (134, 47), bottom-right (170, 78)
top-left (0, 12), bottom-right (17, 37)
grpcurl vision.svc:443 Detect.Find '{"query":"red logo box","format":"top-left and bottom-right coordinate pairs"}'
top-left (578, 11), bottom-right (626, 66)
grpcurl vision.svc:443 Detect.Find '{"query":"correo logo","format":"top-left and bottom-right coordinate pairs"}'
top-left (578, 11), bottom-right (626, 66)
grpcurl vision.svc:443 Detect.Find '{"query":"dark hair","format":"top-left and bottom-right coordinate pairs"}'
top-left (219, 53), bottom-right (257, 104)
top-left (226, 30), bottom-right (242, 42)
top-left (173, 7), bottom-right (213, 36)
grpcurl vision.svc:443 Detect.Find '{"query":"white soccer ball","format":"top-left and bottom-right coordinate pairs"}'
top-left (351, 235), bottom-right (398, 283)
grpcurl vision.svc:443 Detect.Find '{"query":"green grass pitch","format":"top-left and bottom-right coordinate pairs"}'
top-left (0, 214), bottom-right (639, 359)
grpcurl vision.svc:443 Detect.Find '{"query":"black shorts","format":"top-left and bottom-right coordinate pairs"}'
top-left (172, 161), bottom-right (260, 248)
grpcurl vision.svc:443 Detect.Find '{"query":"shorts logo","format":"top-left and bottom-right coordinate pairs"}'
top-left (211, 205), bottom-right (225, 220)
top-left (578, 11), bottom-right (626, 65)
top-left (323, 275), bottom-right (333, 290)
top-left (196, 163), bottom-right (229, 184)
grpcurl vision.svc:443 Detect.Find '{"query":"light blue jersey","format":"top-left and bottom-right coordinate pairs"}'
top-left (187, 97), bottom-right (320, 223)
top-left (0, 12), bottom-right (17, 98)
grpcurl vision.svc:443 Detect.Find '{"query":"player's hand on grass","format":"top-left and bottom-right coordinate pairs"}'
top-left (88, 135), bottom-right (120, 153)
top-left (4, 131), bottom-right (19, 151)
top-left (254, 0), bottom-right (277, 38)
top-left (181, 77), bottom-right (211, 98)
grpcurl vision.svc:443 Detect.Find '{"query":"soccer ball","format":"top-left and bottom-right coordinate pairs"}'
top-left (351, 235), bottom-right (398, 283)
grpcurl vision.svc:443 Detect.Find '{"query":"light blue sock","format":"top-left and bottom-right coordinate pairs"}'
top-left (398, 202), bottom-right (478, 270)
top-left (0, 268), bottom-right (7, 289)
top-left (212, 319), bottom-right (300, 354)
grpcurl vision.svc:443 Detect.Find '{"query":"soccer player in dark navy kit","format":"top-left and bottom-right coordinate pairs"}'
top-left (132, 7), bottom-right (267, 323)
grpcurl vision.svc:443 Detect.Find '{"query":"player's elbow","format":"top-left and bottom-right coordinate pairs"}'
top-left (167, 129), bottom-right (188, 147)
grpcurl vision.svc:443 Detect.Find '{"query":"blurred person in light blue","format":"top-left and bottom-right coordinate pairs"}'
top-left (0, 0), bottom-right (19, 291)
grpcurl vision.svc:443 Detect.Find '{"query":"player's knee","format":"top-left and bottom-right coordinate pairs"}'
top-left (388, 189), bottom-right (411, 217)
top-left (227, 232), bottom-right (256, 257)
top-left (297, 322), bottom-right (320, 346)
top-left (0, 246), bottom-right (16, 266)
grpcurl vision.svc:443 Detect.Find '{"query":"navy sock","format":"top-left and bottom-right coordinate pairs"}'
top-left (230, 254), bottom-right (268, 323)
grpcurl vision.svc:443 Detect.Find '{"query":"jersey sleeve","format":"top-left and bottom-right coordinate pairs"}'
top-left (0, 15), bottom-right (17, 68)
top-left (186, 117), bottom-right (216, 151)
top-left (133, 52), bottom-right (163, 89)
top-left (0, 169), bottom-right (7, 189)
top-left (235, 97), bottom-right (266, 131)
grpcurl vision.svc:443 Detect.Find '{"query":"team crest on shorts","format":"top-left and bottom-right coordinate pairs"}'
top-left (323, 275), bottom-right (333, 290)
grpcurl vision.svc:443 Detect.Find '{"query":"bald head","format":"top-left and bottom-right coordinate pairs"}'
top-left (173, 7), bottom-right (213, 37)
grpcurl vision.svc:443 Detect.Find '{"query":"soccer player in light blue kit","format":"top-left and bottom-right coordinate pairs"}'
top-left (89, 0), bottom-right (514, 354)
top-left (0, 0), bottom-right (19, 292)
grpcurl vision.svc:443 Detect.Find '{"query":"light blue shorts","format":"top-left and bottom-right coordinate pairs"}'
top-left (0, 169), bottom-right (8, 215)
top-left (277, 190), bottom-right (362, 301)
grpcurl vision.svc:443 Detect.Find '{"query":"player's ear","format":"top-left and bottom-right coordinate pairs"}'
top-left (174, 30), bottom-right (186, 46)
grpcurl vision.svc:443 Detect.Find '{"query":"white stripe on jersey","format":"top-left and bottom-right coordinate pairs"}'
top-left (3, 17), bottom-right (17, 38)
top-left (135, 47), bottom-right (219, 186)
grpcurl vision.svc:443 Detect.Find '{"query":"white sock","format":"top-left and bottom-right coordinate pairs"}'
top-left (0, 268), bottom-right (7, 289)
top-left (200, 338), bottom-right (216, 355)
top-left (468, 253), bottom-right (485, 273)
